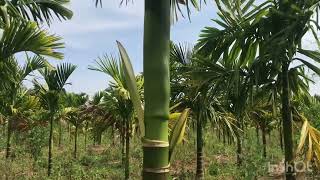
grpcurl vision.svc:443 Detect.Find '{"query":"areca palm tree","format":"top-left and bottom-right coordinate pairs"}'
top-left (33, 63), bottom-right (76, 176)
top-left (80, 91), bottom-right (114, 146)
top-left (94, 1), bottom-right (203, 178)
top-left (249, 89), bottom-right (279, 158)
top-left (0, 19), bottom-right (65, 159)
top-left (0, 0), bottom-right (72, 91)
top-left (0, 56), bottom-right (52, 158)
top-left (170, 43), bottom-right (237, 178)
top-left (90, 54), bottom-right (135, 180)
top-left (185, 49), bottom-right (252, 168)
top-left (61, 93), bottom-right (88, 158)
top-left (197, 0), bottom-right (320, 179)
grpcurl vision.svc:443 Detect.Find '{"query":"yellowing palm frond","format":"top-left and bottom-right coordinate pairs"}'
top-left (296, 115), bottom-right (320, 167)
top-left (169, 108), bottom-right (190, 161)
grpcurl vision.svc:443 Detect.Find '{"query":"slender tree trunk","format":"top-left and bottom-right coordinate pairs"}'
top-left (143, 0), bottom-right (170, 179)
top-left (236, 120), bottom-right (242, 166)
top-left (111, 126), bottom-right (115, 146)
top-left (6, 118), bottom-right (12, 159)
top-left (48, 115), bottom-right (54, 176)
top-left (125, 120), bottom-right (130, 180)
top-left (68, 124), bottom-right (71, 144)
top-left (58, 120), bottom-right (62, 147)
top-left (236, 136), bottom-right (242, 166)
top-left (84, 122), bottom-right (88, 149)
top-left (122, 124), bottom-right (126, 166)
top-left (261, 122), bottom-right (267, 158)
top-left (99, 132), bottom-right (102, 145)
top-left (279, 124), bottom-right (283, 151)
top-left (256, 124), bottom-right (260, 146)
top-left (74, 125), bottom-right (78, 159)
top-left (196, 115), bottom-right (204, 179)
top-left (2, 123), bottom-right (7, 137)
top-left (95, 131), bottom-right (102, 145)
top-left (281, 61), bottom-right (295, 180)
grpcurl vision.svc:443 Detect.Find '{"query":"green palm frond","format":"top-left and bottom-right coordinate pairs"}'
top-left (197, 0), bottom-right (270, 62)
top-left (55, 63), bottom-right (76, 90)
top-left (92, 91), bottom-right (105, 105)
top-left (171, 0), bottom-right (202, 21)
top-left (95, 0), bottom-right (203, 21)
top-left (16, 94), bottom-right (41, 112)
top-left (4, 0), bottom-right (73, 25)
top-left (89, 55), bottom-right (126, 89)
top-left (0, 20), bottom-right (64, 60)
top-left (61, 92), bottom-right (88, 108)
top-left (170, 42), bottom-right (193, 65)
top-left (22, 55), bottom-right (50, 79)
top-left (0, 56), bottom-right (19, 90)
top-left (32, 78), bottom-right (48, 94)
top-left (40, 63), bottom-right (76, 91)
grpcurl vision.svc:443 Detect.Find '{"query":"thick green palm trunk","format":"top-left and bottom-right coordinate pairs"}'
top-left (281, 62), bottom-right (295, 180)
top-left (143, 0), bottom-right (170, 179)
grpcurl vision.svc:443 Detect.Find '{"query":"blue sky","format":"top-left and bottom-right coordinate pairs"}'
top-left (34, 1), bottom-right (318, 95)
top-left (38, 1), bottom-right (217, 95)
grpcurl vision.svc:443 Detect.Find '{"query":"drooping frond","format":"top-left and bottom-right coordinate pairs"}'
top-left (296, 114), bottom-right (320, 168)
top-left (22, 55), bottom-right (50, 79)
top-left (0, 20), bottom-right (64, 60)
top-left (94, 0), bottom-right (204, 21)
top-left (4, 0), bottom-right (73, 25)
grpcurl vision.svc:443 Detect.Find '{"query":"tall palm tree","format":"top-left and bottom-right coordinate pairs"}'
top-left (94, 1), bottom-right (202, 178)
top-left (0, 19), bottom-right (64, 159)
top-left (197, 0), bottom-right (320, 179)
top-left (170, 43), bottom-right (237, 178)
top-left (90, 54), bottom-right (135, 180)
top-left (0, 56), bottom-right (51, 158)
top-left (61, 93), bottom-right (88, 158)
top-left (34, 63), bottom-right (76, 176)
top-left (80, 91), bottom-right (114, 146)
top-left (0, 0), bottom-right (72, 91)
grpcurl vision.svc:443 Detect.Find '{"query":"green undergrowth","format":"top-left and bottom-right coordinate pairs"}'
top-left (0, 126), bottom-right (287, 179)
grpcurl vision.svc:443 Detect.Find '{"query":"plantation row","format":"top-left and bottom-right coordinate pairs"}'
top-left (1, 0), bottom-right (320, 179)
